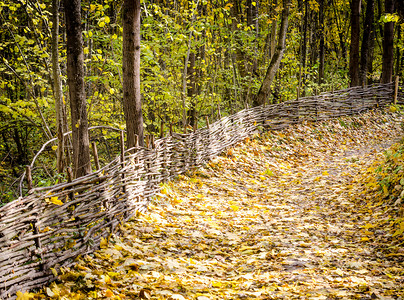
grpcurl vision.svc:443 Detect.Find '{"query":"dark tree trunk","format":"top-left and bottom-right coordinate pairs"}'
top-left (123, 0), bottom-right (144, 148)
top-left (63, 0), bottom-right (91, 178)
top-left (349, 0), bottom-right (361, 87)
top-left (396, 25), bottom-right (401, 77)
top-left (253, 0), bottom-right (290, 107)
top-left (300, 0), bottom-right (309, 97)
top-left (318, 0), bottom-right (325, 84)
top-left (360, 0), bottom-right (375, 86)
top-left (187, 51), bottom-right (197, 127)
top-left (381, 0), bottom-right (395, 83)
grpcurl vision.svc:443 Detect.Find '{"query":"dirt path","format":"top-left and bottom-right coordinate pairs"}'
top-left (35, 110), bottom-right (404, 300)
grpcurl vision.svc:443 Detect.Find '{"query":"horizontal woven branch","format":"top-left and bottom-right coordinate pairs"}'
top-left (0, 83), bottom-right (399, 299)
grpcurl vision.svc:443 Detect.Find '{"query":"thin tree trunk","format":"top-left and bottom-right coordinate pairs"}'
top-left (187, 51), bottom-right (197, 127)
top-left (123, 0), bottom-right (144, 148)
top-left (253, 0), bottom-right (291, 107)
top-left (318, 0), bottom-right (325, 84)
top-left (51, 0), bottom-right (66, 173)
top-left (300, 0), bottom-right (308, 97)
top-left (181, 0), bottom-right (199, 129)
top-left (381, 0), bottom-right (395, 83)
top-left (64, 0), bottom-right (91, 178)
top-left (396, 25), bottom-right (401, 76)
top-left (349, 0), bottom-right (361, 87)
top-left (360, 0), bottom-right (374, 86)
top-left (270, 0), bottom-right (277, 60)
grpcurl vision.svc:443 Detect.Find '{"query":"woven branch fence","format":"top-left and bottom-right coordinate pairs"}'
top-left (0, 82), bottom-right (402, 299)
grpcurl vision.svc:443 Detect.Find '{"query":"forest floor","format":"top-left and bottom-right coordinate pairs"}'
top-left (32, 109), bottom-right (404, 300)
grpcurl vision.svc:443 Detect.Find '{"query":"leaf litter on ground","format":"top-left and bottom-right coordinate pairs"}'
top-left (27, 109), bottom-right (404, 300)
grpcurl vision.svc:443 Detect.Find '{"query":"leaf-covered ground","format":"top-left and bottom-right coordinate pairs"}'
top-left (29, 109), bottom-right (404, 300)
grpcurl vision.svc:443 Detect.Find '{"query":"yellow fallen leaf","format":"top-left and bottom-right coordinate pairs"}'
top-left (52, 145), bottom-right (58, 151)
top-left (100, 237), bottom-right (108, 248)
top-left (50, 196), bottom-right (63, 205)
top-left (230, 205), bottom-right (239, 211)
top-left (105, 289), bottom-right (114, 297)
top-left (103, 274), bottom-right (111, 284)
top-left (212, 281), bottom-right (222, 288)
top-left (361, 237), bottom-right (369, 242)
top-left (363, 223), bottom-right (375, 229)
top-left (389, 105), bottom-right (397, 112)
top-left (16, 291), bottom-right (34, 300)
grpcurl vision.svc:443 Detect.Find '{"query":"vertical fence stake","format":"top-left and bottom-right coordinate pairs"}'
top-left (66, 166), bottom-right (74, 200)
top-left (120, 131), bottom-right (126, 193)
top-left (91, 142), bottom-right (100, 171)
top-left (145, 135), bottom-right (150, 148)
top-left (193, 118), bottom-right (198, 132)
top-left (151, 134), bottom-right (155, 149)
top-left (394, 76), bottom-right (399, 105)
top-left (160, 122), bottom-right (164, 138)
top-left (169, 123), bottom-right (173, 135)
top-left (31, 221), bottom-right (44, 271)
top-left (217, 103), bottom-right (222, 118)
top-left (25, 165), bottom-right (32, 192)
top-left (205, 116), bottom-right (210, 129)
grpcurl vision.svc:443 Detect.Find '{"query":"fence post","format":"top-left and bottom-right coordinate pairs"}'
top-left (66, 166), bottom-right (74, 201)
top-left (193, 118), bottom-right (198, 132)
top-left (169, 123), bottom-right (173, 135)
top-left (145, 135), bottom-right (150, 148)
top-left (394, 76), bottom-right (399, 105)
top-left (160, 122), bottom-right (164, 138)
top-left (91, 142), bottom-right (100, 171)
top-left (151, 134), bottom-right (155, 149)
top-left (120, 131), bottom-right (126, 193)
top-left (205, 116), bottom-right (210, 129)
top-left (25, 165), bottom-right (32, 192)
top-left (134, 134), bottom-right (139, 164)
top-left (31, 220), bottom-right (44, 271)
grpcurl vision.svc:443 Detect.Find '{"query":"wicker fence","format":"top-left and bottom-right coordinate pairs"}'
top-left (0, 82), bottom-right (402, 299)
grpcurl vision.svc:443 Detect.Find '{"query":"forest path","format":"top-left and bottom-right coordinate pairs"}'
top-left (38, 110), bottom-right (404, 300)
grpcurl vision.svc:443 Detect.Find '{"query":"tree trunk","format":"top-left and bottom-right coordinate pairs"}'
top-left (318, 0), bottom-right (325, 84)
top-left (396, 25), bottom-right (401, 77)
top-left (359, 0), bottom-right (374, 86)
top-left (381, 0), bottom-right (395, 83)
top-left (52, 0), bottom-right (66, 173)
top-left (187, 51), bottom-right (197, 127)
top-left (253, 0), bottom-right (290, 107)
top-left (123, 0), bottom-right (144, 148)
top-left (64, 0), bottom-right (91, 178)
top-left (349, 0), bottom-right (361, 87)
top-left (300, 0), bottom-right (309, 97)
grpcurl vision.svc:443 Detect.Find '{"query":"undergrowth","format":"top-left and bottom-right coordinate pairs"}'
top-left (359, 137), bottom-right (404, 251)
